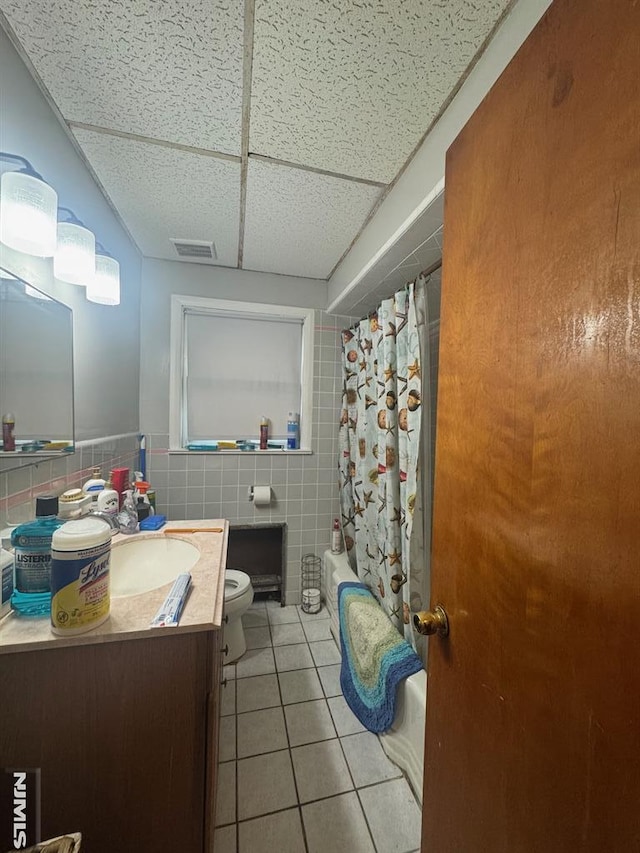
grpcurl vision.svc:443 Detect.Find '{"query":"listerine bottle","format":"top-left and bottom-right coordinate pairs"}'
top-left (11, 494), bottom-right (64, 616)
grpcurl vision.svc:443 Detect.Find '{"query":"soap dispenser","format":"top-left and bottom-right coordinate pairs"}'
top-left (96, 475), bottom-right (119, 516)
top-left (82, 467), bottom-right (106, 502)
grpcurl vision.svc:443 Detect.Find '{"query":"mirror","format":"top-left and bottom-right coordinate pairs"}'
top-left (0, 267), bottom-right (74, 461)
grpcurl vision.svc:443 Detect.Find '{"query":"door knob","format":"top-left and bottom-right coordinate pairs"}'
top-left (413, 605), bottom-right (449, 637)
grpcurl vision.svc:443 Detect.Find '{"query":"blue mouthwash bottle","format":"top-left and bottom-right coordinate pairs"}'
top-left (11, 494), bottom-right (64, 616)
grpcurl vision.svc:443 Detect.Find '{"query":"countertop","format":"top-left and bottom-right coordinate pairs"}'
top-left (0, 518), bottom-right (229, 655)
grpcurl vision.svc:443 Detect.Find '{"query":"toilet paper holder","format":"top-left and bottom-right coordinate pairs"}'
top-left (248, 485), bottom-right (272, 506)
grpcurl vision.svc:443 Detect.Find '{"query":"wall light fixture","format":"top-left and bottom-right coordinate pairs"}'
top-left (88, 247), bottom-right (120, 306)
top-left (0, 152), bottom-right (58, 257)
top-left (54, 206), bottom-right (96, 286)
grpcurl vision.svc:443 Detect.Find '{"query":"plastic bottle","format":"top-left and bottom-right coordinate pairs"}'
top-left (133, 481), bottom-right (154, 521)
top-left (58, 488), bottom-right (92, 520)
top-left (287, 412), bottom-right (300, 450)
top-left (82, 467), bottom-right (105, 501)
top-left (96, 475), bottom-right (119, 516)
top-left (2, 413), bottom-right (15, 451)
top-left (331, 518), bottom-right (343, 554)
top-left (116, 490), bottom-right (139, 535)
top-left (11, 494), bottom-right (64, 616)
top-left (259, 416), bottom-right (269, 450)
top-left (1, 547), bottom-right (13, 618)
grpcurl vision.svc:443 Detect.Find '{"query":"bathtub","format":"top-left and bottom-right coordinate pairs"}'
top-left (322, 549), bottom-right (427, 803)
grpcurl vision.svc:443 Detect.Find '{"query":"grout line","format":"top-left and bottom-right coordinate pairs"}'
top-left (66, 121), bottom-right (241, 163)
top-left (220, 628), bottom-right (419, 848)
top-left (237, 0), bottom-right (256, 269)
top-left (248, 152), bottom-right (388, 189)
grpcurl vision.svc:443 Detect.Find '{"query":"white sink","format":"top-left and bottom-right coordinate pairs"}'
top-left (110, 536), bottom-right (201, 597)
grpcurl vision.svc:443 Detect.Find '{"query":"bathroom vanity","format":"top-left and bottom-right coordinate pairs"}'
top-left (0, 520), bottom-right (229, 853)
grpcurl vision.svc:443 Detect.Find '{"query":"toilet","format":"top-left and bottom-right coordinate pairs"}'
top-left (223, 569), bottom-right (254, 662)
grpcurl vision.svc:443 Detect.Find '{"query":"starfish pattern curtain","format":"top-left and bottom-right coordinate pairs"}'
top-left (338, 276), bottom-right (430, 648)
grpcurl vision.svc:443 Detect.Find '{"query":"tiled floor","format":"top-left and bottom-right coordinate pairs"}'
top-left (215, 600), bottom-right (422, 853)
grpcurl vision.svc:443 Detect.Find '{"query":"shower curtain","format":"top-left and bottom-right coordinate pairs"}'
top-left (338, 275), bottom-right (432, 649)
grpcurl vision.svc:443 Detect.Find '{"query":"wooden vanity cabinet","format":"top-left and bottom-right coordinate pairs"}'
top-left (0, 626), bottom-right (224, 852)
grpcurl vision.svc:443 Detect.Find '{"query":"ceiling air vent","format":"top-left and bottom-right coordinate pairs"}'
top-left (169, 238), bottom-right (217, 260)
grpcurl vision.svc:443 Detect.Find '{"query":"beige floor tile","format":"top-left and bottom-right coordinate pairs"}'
top-left (244, 625), bottom-right (272, 649)
top-left (274, 643), bottom-right (314, 672)
top-left (213, 824), bottom-right (237, 853)
top-left (359, 778), bottom-right (422, 853)
top-left (271, 622), bottom-right (307, 646)
top-left (220, 678), bottom-right (236, 716)
top-left (328, 695), bottom-right (367, 736)
top-left (317, 663), bottom-right (342, 697)
top-left (291, 739), bottom-right (353, 803)
top-left (237, 750), bottom-right (298, 821)
top-left (236, 673), bottom-right (282, 713)
top-left (235, 646), bottom-right (276, 679)
top-left (237, 706), bottom-right (288, 758)
top-left (238, 808), bottom-right (305, 853)
top-left (267, 603), bottom-right (301, 625)
top-left (219, 715), bottom-right (236, 762)
top-left (215, 761), bottom-right (236, 826)
top-left (302, 618), bottom-right (333, 642)
top-left (278, 668), bottom-right (324, 705)
top-left (309, 639), bottom-right (342, 666)
top-left (302, 792), bottom-right (375, 853)
top-left (340, 731), bottom-right (403, 787)
top-left (284, 699), bottom-right (337, 746)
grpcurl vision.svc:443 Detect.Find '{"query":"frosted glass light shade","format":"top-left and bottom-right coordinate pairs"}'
top-left (87, 254), bottom-right (120, 305)
top-left (54, 222), bottom-right (96, 285)
top-left (0, 171), bottom-right (58, 257)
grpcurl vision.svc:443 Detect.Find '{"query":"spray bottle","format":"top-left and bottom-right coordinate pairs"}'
top-left (259, 416), bottom-right (269, 450)
top-left (331, 518), bottom-right (343, 554)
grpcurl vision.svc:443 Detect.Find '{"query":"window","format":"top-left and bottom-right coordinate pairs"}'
top-left (169, 296), bottom-right (314, 451)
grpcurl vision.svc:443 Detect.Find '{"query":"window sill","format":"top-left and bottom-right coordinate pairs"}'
top-left (167, 448), bottom-right (314, 456)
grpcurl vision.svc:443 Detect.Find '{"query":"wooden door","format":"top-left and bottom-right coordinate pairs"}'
top-left (423, 1), bottom-right (640, 851)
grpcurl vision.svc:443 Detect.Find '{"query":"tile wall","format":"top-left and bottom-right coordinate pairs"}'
top-left (0, 434), bottom-right (139, 531)
top-left (146, 311), bottom-right (354, 605)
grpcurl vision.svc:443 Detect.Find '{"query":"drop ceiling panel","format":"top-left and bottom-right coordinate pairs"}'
top-left (1, 0), bottom-right (244, 153)
top-left (243, 159), bottom-right (381, 279)
top-left (251, 0), bottom-right (511, 183)
top-left (72, 129), bottom-right (240, 265)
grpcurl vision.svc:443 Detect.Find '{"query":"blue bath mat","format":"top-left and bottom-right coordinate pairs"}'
top-left (338, 581), bottom-right (424, 733)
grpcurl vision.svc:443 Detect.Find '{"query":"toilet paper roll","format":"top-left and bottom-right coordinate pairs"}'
top-left (252, 485), bottom-right (272, 507)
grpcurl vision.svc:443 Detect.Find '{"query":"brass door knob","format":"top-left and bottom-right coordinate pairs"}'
top-left (413, 605), bottom-right (449, 637)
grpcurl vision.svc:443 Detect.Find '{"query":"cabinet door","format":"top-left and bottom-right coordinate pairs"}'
top-left (0, 632), bottom-right (211, 853)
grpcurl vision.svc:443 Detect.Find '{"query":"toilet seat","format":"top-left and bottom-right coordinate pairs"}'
top-left (225, 569), bottom-right (251, 602)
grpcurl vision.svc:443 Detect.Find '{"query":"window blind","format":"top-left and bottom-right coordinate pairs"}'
top-left (185, 311), bottom-right (303, 441)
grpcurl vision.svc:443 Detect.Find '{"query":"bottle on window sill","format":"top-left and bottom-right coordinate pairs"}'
top-left (287, 412), bottom-right (299, 450)
top-left (259, 416), bottom-right (269, 450)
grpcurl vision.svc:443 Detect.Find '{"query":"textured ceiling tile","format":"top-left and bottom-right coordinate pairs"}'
top-left (72, 129), bottom-right (240, 265)
top-left (243, 159), bottom-right (381, 279)
top-left (251, 0), bottom-right (510, 182)
top-left (1, 0), bottom-right (244, 153)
